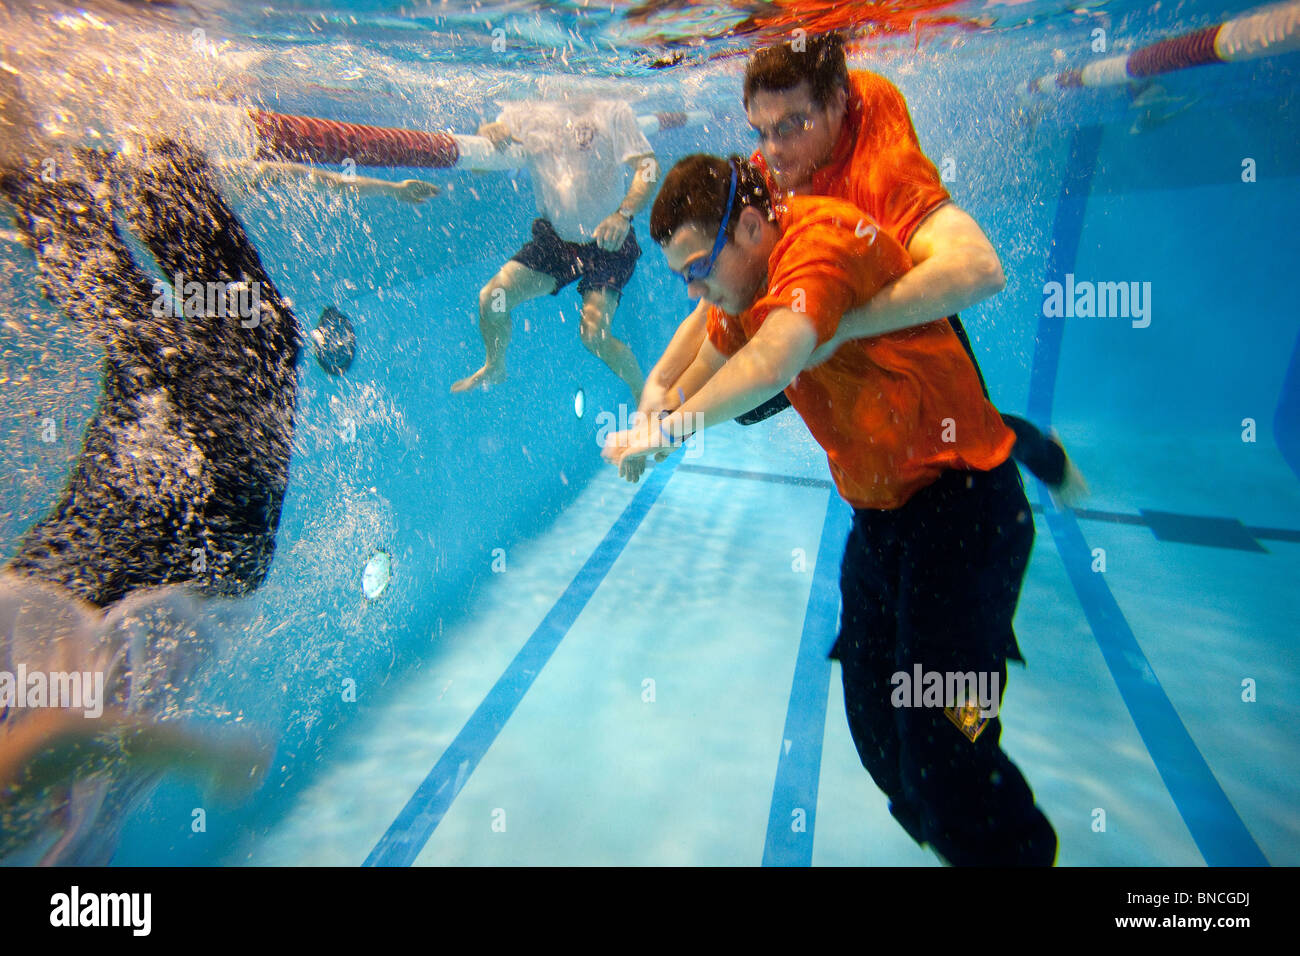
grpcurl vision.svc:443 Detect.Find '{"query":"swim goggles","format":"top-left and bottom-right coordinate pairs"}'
top-left (681, 159), bottom-right (738, 286)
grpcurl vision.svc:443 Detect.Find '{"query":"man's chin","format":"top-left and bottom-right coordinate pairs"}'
top-left (771, 168), bottom-right (810, 193)
top-left (706, 296), bottom-right (738, 316)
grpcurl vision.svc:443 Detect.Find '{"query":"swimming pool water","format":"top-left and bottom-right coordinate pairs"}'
top-left (1, 0), bottom-right (1297, 867)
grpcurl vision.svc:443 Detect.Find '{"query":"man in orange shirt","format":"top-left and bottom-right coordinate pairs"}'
top-left (603, 154), bottom-right (1056, 866)
top-left (637, 35), bottom-right (1083, 503)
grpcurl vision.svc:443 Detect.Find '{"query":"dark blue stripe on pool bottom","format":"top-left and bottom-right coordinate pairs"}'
top-left (363, 455), bottom-right (681, 867)
top-left (676, 463), bottom-right (834, 489)
top-left (1274, 325), bottom-right (1300, 483)
top-left (1043, 502), bottom-right (1268, 866)
top-left (1028, 125), bottom-right (1267, 866)
top-left (762, 491), bottom-right (852, 866)
top-left (1026, 125), bottom-right (1103, 426)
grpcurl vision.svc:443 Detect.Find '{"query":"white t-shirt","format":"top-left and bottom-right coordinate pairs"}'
top-left (498, 99), bottom-right (653, 244)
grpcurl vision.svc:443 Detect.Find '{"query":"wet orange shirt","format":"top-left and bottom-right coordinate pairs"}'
top-left (707, 196), bottom-right (1013, 510)
top-left (750, 70), bottom-right (950, 249)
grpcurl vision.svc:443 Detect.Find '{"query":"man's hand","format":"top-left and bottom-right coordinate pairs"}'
top-left (478, 121), bottom-right (513, 149)
top-left (620, 455), bottom-right (647, 483)
top-left (395, 179), bottom-right (440, 204)
top-left (637, 383), bottom-right (685, 463)
top-left (592, 212), bottom-right (631, 252)
top-left (602, 412), bottom-right (673, 482)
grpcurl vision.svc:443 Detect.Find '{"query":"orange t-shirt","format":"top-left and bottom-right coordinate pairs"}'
top-left (706, 196), bottom-right (1013, 511)
top-left (750, 70), bottom-right (950, 249)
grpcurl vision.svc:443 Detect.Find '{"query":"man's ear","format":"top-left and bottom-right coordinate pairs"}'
top-left (829, 84), bottom-right (848, 122)
top-left (736, 206), bottom-right (764, 246)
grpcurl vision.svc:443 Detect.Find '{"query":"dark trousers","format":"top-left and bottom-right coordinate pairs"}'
top-left (1, 141), bottom-right (300, 608)
top-left (1, 142), bottom-right (300, 863)
top-left (735, 315), bottom-right (1067, 487)
top-left (832, 458), bottom-right (1057, 865)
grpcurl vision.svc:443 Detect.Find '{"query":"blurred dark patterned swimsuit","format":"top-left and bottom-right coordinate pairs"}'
top-left (0, 141), bottom-right (300, 608)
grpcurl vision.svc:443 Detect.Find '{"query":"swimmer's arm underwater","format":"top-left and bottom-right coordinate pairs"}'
top-left (254, 161), bottom-right (441, 203)
top-left (628, 310), bottom-right (724, 471)
top-left (809, 204), bottom-right (1001, 363)
top-left (477, 120), bottom-right (513, 148)
top-left (592, 151), bottom-right (658, 252)
top-left (636, 204), bottom-right (999, 381)
top-left (621, 154), bottom-right (658, 217)
top-left (666, 333), bottom-right (729, 412)
top-left (223, 160), bottom-right (440, 204)
top-left (0, 709), bottom-right (114, 795)
top-left (603, 309), bottom-right (817, 480)
top-left (666, 308), bottom-right (816, 432)
top-left (638, 298), bottom-right (710, 417)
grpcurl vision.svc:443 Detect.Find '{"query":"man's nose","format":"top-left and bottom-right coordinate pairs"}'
top-left (686, 279), bottom-right (709, 300)
top-left (766, 144), bottom-right (794, 168)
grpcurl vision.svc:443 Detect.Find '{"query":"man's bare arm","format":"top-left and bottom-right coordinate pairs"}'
top-left (593, 153), bottom-right (659, 251)
top-left (605, 309), bottom-right (816, 480)
top-left (670, 329), bottom-right (729, 405)
top-left (811, 203), bottom-right (1004, 361)
top-left (639, 299), bottom-right (710, 413)
top-left (232, 161), bottom-right (440, 202)
top-left (618, 153), bottom-right (658, 216)
top-left (660, 308), bottom-right (818, 440)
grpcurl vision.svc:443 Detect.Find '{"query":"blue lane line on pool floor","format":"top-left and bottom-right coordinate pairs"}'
top-left (363, 455), bottom-right (681, 867)
top-left (1026, 126), bottom-right (1103, 427)
top-left (1032, 125), bottom-right (1268, 867)
top-left (761, 490), bottom-right (852, 866)
top-left (1042, 497), bottom-right (1269, 866)
top-left (1274, 326), bottom-right (1300, 484)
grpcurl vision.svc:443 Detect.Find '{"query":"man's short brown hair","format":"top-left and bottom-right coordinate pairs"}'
top-left (649, 154), bottom-right (774, 246)
top-left (743, 32), bottom-right (849, 109)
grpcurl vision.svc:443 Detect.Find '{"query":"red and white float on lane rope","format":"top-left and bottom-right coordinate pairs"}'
top-left (245, 108), bottom-right (710, 170)
top-left (1016, 0), bottom-right (1300, 96)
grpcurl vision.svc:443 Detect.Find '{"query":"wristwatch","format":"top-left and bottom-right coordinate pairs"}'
top-left (616, 207), bottom-right (634, 222)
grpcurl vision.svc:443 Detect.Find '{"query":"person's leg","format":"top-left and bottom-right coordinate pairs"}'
top-left (1002, 415), bottom-right (1066, 485)
top-left (893, 460), bottom-right (1057, 865)
top-left (833, 507), bottom-right (934, 845)
top-left (2, 156), bottom-right (204, 606)
top-left (576, 286), bottom-right (644, 405)
top-left (119, 141), bottom-right (302, 597)
top-left (946, 313), bottom-right (1086, 499)
top-left (0, 141), bottom-right (289, 863)
top-left (451, 258), bottom-right (556, 392)
top-left (2, 140), bottom-right (302, 606)
top-left (570, 223), bottom-right (645, 404)
top-left (1003, 415), bottom-right (1090, 506)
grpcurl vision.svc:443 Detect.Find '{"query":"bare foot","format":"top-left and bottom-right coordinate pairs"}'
top-left (451, 362), bottom-right (506, 393)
